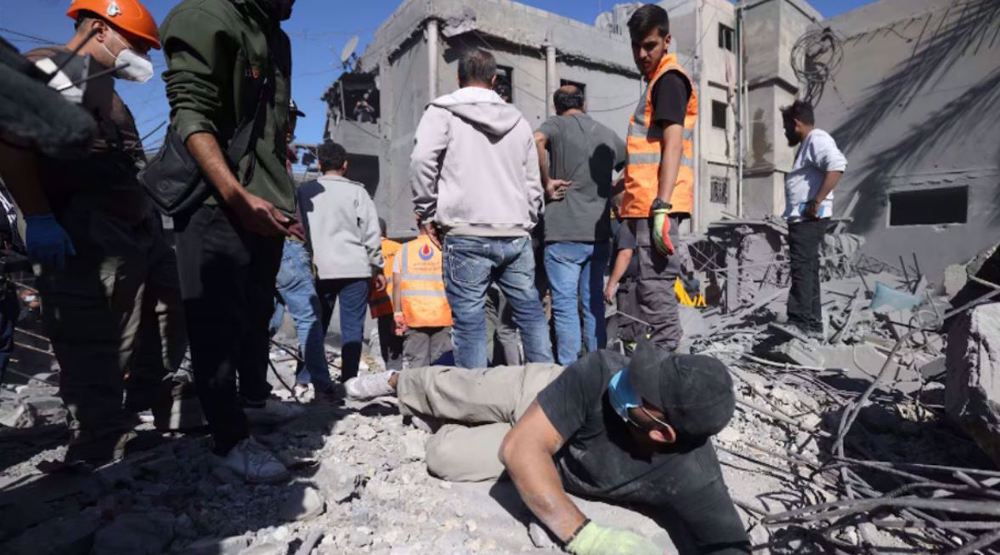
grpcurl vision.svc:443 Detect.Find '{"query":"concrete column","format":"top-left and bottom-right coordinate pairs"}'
top-left (426, 19), bottom-right (439, 101)
top-left (544, 42), bottom-right (557, 117)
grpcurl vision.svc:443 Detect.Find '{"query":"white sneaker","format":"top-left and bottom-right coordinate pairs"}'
top-left (344, 371), bottom-right (397, 401)
top-left (243, 399), bottom-right (305, 425)
top-left (214, 437), bottom-right (289, 483)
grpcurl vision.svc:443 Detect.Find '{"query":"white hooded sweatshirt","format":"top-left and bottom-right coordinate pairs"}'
top-left (409, 87), bottom-right (543, 237)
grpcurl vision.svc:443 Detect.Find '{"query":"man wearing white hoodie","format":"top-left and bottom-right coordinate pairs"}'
top-left (410, 49), bottom-right (552, 369)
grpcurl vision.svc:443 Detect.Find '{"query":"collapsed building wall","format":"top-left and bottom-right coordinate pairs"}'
top-left (811, 0), bottom-right (1000, 283)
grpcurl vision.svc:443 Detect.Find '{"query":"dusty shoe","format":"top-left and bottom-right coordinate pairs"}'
top-left (214, 437), bottom-right (289, 484)
top-left (63, 429), bottom-right (138, 467)
top-left (344, 371), bottom-right (397, 401)
top-left (243, 399), bottom-right (305, 425)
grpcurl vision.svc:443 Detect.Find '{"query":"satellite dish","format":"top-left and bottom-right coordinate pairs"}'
top-left (340, 35), bottom-right (359, 65)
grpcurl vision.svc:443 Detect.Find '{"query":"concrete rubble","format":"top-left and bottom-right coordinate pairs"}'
top-left (1, 238), bottom-right (999, 554)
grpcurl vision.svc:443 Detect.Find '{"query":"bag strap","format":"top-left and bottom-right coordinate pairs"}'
top-left (224, 76), bottom-right (269, 186)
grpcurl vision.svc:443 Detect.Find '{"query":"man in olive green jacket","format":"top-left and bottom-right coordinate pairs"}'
top-left (160, 0), bottom-right (300, 483)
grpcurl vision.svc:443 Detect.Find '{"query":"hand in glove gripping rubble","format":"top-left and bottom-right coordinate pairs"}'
top-left (25, 213), bottom-right (76, 269)
top-left (650, 207), bottom-right (675, 256)
top-left (566, 521), bottom-right (661, 555)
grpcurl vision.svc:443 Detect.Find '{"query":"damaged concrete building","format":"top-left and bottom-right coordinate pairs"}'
top-left (325, 0), bottom-right (999, 283)
top-left (325, 0), bottom-right (642, 238)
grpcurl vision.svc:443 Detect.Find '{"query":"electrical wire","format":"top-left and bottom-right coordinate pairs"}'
top-left (790, 27), bottom-right (844, 106)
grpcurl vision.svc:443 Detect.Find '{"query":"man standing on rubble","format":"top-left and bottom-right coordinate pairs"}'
top-left (536, 85), bottom-right (625, 364)
top-left (0, 0), bottom-right (191, 466)
top-left (620, 4), bottom-right (699, 351)
top-left (160, 0), bottom-right (300, 482)
top-left (410, 48), bottom-right (551, 369)
top-left (780, 100), bottom-right (846, 339)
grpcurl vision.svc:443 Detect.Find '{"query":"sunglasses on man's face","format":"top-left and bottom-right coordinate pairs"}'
top-left (624, 405), bottom-right (677, 443)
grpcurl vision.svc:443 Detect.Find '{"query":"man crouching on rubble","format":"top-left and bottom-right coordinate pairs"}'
top-left (347, 342), bottom-right (750, 554)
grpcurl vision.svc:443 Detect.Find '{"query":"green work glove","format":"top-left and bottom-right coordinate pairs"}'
top-left (566, 521), bottom-right (661, 555)
top-left (650, 207), bottom-right (675, 256)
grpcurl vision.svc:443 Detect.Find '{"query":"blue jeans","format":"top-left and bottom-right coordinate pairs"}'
top-left (270, 240), bottom-right (331, 388)
top-left (317, 278), bottom-right (370, 382)
top-left (544, 241), bottom-right (610, 365)
top-left (443, 235), bottom-right (552, 369)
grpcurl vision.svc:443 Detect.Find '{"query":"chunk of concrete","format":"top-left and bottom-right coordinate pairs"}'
top-left (93, 511), bottom-right (176, 555)
top-left (314, 461), bottom-right (364, 503)
top-left (4, 510), bottom-right (100, 555)
top-left (278, 484), bottom-right (325, 522)
top-left (946, 303), bottom-right (1000, 467)
top-left (184, 535), bottom-right (251, 555)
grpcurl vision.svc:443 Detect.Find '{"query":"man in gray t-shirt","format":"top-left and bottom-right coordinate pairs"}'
top-left (535, 85), bottom-right (626, 365)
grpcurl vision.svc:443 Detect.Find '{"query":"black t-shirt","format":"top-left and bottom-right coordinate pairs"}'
top-left (536, 351), bottom-right (725, 506)
top-left (650, 71), bottom-right (691, 128)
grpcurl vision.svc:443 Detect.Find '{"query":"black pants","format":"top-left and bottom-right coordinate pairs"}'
top-left (787, 220), bottom-right (828, 333)
top-left (174, 205), bottom-right (283, 454)
top-left (377, 315), bottom-right (404, 371)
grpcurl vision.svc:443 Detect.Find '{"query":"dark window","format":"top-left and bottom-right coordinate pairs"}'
top-left (711, 101), bottom-right (727, 129)
top-left (560, 79), bottom-right (586, 98)
top-left (495, 65), bottom-right (514, 103)
top-left (888, 187), bottom-right (968, 226)
top-left (710, 176), bottom-right (729, 204)
top-left (718, 23), bottom-right (735, 52)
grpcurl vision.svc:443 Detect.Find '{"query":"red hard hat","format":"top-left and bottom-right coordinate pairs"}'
top-left (66, 0), bottom-right (161, 50)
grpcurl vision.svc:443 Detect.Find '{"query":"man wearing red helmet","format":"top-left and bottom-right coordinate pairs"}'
top-left (0, 0), bottom-right (194, 466)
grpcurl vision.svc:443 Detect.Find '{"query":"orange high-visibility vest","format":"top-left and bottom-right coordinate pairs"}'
top-left (369, 239), bottom-right (402, 318)
top-left (398, 235), bottom-right (452, 328)
top-left (621, 53), bottom-right (698, 219)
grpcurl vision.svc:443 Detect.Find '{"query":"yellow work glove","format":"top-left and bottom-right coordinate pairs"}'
top-left (566, 522), bottom-right (661, 555)
top-left (650, 207), bottom-right (675, 256)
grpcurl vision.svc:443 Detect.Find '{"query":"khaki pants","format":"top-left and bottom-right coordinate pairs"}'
top-left (36, 206), bottom-right (186, 461)
top-left (397, 363), bottom-right (564, 481)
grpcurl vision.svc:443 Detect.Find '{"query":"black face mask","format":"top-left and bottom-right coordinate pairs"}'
top-left (272, 0), bottom-right (294, 20)
top-left (784, 123), bottom-right (801, 147)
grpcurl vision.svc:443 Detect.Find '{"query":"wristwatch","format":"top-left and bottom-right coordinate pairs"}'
top-left (651, 198), bottom-right (673, 212)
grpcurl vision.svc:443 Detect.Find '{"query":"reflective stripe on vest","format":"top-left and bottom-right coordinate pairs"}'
top-left (399, 237), bottom-right (453, 328)
top-left (622, 53), bottom-right (699, 219)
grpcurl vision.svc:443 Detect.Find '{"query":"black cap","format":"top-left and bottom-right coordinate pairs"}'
top-left (627, 341), bottom-right (735, 440)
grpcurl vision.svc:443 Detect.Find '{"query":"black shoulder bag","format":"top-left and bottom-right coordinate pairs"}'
top-left (138, 79), bottom-right (268, 217)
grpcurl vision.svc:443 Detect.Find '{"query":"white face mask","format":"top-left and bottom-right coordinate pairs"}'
top-left (101, 31), bottom-right (154, 83)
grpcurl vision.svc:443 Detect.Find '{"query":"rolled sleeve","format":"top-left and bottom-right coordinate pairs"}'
top-left (160, 9), bottom-right (231, 142)
top-left (814, 133), bottom-right (847, 173)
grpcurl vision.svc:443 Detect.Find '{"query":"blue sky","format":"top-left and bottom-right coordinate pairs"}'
top-left (1, 0), bottom-right (868, 150)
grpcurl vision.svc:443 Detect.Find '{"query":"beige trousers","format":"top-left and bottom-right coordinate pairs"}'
top-left (397, 363), bottom-right (564, 482)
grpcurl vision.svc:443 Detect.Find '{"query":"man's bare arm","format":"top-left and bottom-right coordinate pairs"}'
top-left (0, 143), bottom-right (51, 215)
top-left (499, 402), bottom-right (587, 542)
top-left (656, 123), bottom-right (684, 204)
top-left (185, 132), bottom-right (289, 237)
top-left (814, 170), bottom-right (844, 205)
top-left (534, 132), bottom-right (570, 201)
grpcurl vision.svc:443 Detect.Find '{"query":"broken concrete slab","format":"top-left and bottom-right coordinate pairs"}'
top-left (184, 535), bottom-right (251, 555)
top-left (946, 303), bottom-right (1000, 467)
top-left (314, 461), bottom-right (364, 503)
top-left (92, 511), bottom-right (176, 555)
top-left (3, 509), bottom-right (101, 555)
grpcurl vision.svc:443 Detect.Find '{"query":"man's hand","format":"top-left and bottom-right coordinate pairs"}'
top-left (803, 199), bottom-right (820, 221)
top-left (650, 208), bottom-right (675, 255)
top-left (545, 179), bottom-right (571, 201)
top-left (24, 214), bottom-right (76, 270)
top-left (566, 522), bottom-right (661, 555)
top-left (227, 190), bottom-right (292, 238)
top-left (287, 220), bottom-right (306, 241)
top-left (373, 273), bottom-right (387, 292)
top-left (422, 221), bottom-right (442, 249)
top-left (603, 281), bottom-right (618, 305)
top-left (394, 312), bottom-right (408, 335)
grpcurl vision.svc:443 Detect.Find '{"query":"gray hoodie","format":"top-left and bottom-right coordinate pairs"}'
top-left (410, 87), bottom-right (543, 237)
